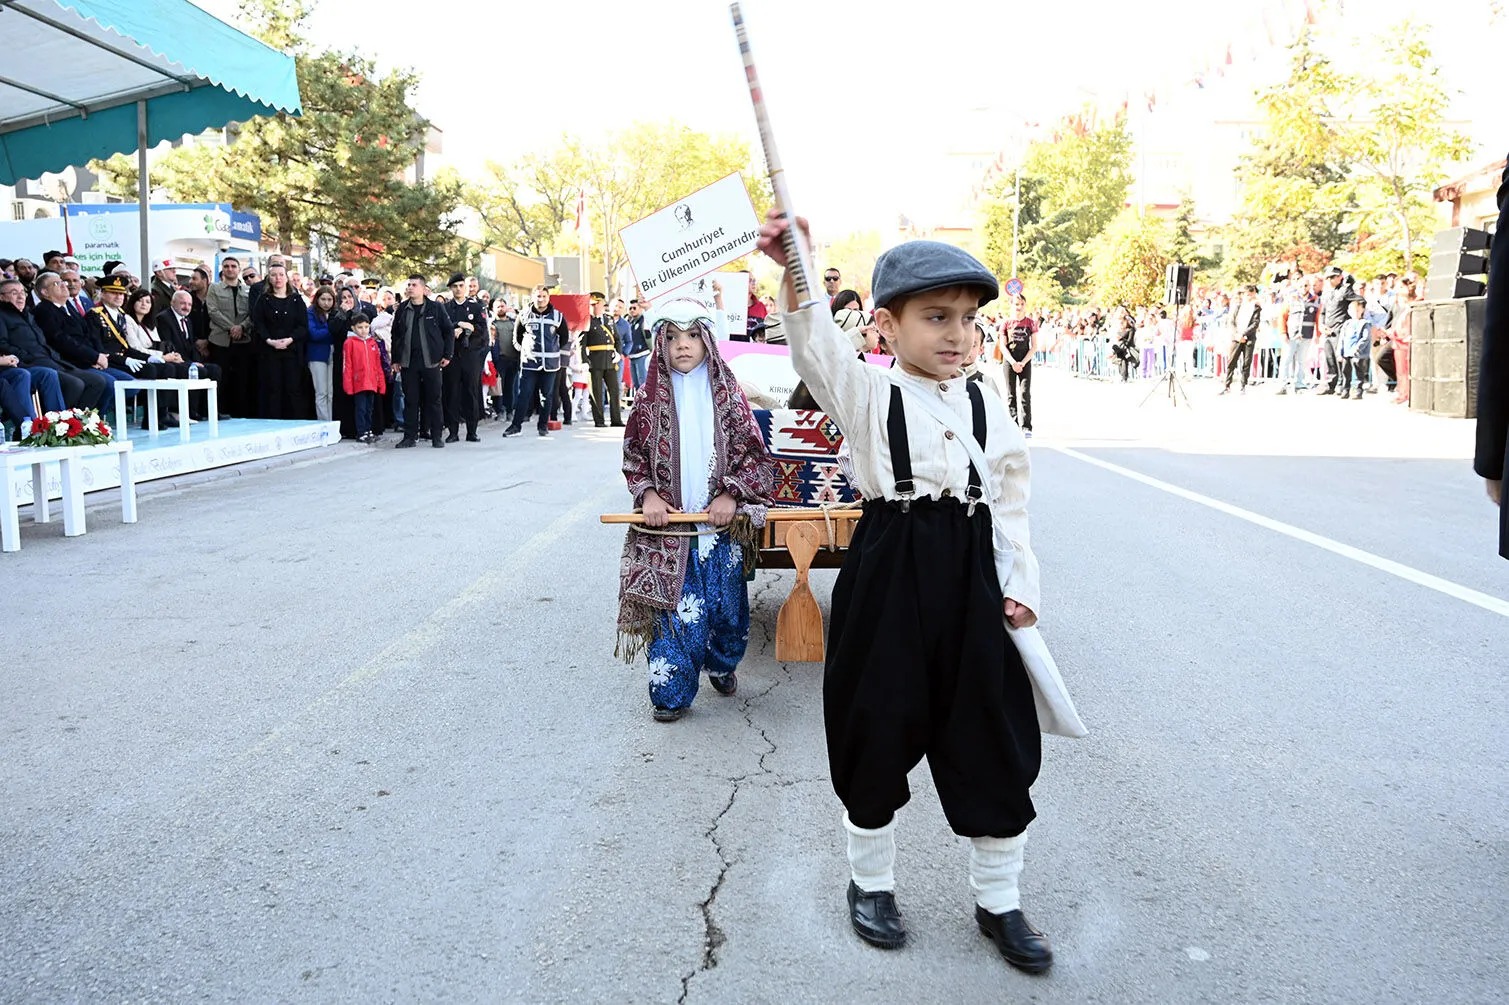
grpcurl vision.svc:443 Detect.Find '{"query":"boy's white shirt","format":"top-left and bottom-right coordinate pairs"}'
top-left (781, 302), bottom-right (1041, 618)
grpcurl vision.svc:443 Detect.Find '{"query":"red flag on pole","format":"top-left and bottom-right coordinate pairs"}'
top-left (572, 190), bottom-right (585, 232)
top-left (61, 203), bottom-right (74, 256)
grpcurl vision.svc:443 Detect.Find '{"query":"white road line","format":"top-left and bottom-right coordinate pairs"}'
top-left (1050, 445), bottom-right (1509, 619)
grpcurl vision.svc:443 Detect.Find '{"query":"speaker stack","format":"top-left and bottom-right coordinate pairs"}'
top-left (1411, 225), bottom-right (1493, 418)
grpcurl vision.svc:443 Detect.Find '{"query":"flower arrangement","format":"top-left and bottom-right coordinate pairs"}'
top-left (21, 408), bottom-right (113, 447)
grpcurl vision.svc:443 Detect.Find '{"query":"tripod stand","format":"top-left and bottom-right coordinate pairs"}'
top-left (1140, 264), bottom-right (1193, 409)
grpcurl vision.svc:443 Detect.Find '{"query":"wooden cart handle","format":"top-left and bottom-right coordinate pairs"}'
top-left (601, 508), bottom-right (862, 526)
top-left (600, 513), bottom-right (711, 525)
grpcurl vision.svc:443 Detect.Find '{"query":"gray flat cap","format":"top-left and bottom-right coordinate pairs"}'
top-left (870, 240), bottom-right (999, 310)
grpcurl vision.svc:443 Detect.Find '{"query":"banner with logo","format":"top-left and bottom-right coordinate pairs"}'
top-left (618, 173), bottom-right (760, 298)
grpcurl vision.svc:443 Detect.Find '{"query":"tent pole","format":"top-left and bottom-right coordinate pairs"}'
top-left (137, 100), bottom-right (150, 283)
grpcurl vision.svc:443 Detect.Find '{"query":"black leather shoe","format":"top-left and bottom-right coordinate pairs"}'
top-left (975, 906), bottom-right (1052, 974)
top-left (652, 706), bottom-right (686, 723)
top-left (709, 673), bottom-right (737, 696)
top-left (502, 427), bottom-right (521, 438)
top-left (465, 433), bottom-right (481, 443)
top-left (431, 439), bottom-right (445, 448)
top-left (848, 881), bottom-right (906, 949)
top-left (445, 431), bottom-right (460, 443)
top-left (395, 439), bottom-right (417, 448)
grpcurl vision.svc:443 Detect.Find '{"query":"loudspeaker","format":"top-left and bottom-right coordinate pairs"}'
top-left (1431, 226), bottom-right (1491, 255)
top-left (1164, 263), bottom-right (1192, 306)
top-left (1424, 274), bottom-right (1487, 300)
top-left (1407, 297), bottom-right (1486, 418)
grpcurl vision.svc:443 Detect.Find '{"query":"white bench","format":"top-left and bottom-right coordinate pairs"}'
top-left (112, 378), bottom-right (220, 443)
top-left (1, 440), bottom-right (136, 552)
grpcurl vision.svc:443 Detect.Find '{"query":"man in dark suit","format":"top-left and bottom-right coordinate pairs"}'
top-left (159, 290), bottom-right (225, 421)
top-left (0, 277), bottom-right (114, 411)
top-left (1474, 158), bottom-right (1509, 560)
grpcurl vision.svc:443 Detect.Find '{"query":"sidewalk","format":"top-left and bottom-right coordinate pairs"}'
top-left (1011, 366), bottom-right (1474, 461)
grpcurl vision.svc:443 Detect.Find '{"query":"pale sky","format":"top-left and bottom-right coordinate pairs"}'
top-left (195, 0), bottom-right (1502, 240)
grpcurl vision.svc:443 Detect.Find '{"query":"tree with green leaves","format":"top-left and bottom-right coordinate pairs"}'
top-left (93, 0), bottom-right (464, 276)
top-left (1086, 209), bottom-right (1170, 309)
top-left (1221, 29), bottom-right (1352, 284)
top-left (1331, 22), bottom-right (1472, 274)
top-left (978, 114), bottom-right (1134, 301)
top-left (461, 145), bottom-right (585, 259)
top-left (460, 123), bottom-right (769, 289)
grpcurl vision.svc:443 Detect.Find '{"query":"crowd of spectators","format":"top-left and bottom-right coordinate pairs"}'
top-left (1010, 267), bottom-right (1421, 402)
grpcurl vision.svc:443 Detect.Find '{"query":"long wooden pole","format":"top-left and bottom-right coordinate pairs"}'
top-left (730, 3), bottom-right (816, 304)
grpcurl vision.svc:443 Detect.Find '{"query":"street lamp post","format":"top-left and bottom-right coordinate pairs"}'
top-left (1011, 165), bottom-right (1021, 279)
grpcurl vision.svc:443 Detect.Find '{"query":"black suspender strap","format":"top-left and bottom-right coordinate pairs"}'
top-left (885, 385), bottom-right (915, 510)
top-left (965, 380), bottom-right (987, 516)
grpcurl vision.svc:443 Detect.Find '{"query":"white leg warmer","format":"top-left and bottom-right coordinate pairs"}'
top-left (844, 813), bottom-right (896, 893)
top-left (970, 832), bottom-right (1027, 914)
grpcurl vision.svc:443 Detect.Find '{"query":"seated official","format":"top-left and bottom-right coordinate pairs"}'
top-left (85, 275), bottom-right (181, 427)
top-left (0, 276), bottom-right (112, 413)
top-left (157, 291), bottom-right (225, 421)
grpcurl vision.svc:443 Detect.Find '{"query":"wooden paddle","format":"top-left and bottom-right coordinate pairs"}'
top-left (775, 521), bottom-right (824, 663)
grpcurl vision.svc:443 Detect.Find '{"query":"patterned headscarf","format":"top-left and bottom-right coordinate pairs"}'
top-left (617, 304), bottom-right (774, 659)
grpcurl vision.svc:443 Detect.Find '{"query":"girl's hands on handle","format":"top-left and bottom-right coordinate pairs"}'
top-left (708, 492), bottom-right (737, 528)
top-left (641, 488), bottom-right (680, 529)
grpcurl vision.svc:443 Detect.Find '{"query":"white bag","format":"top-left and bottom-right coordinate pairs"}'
top-left (896, 381), bottom-right (1088, 738)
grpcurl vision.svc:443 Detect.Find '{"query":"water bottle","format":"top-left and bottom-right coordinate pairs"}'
top-left (188, 363), bottom-right (199, 380)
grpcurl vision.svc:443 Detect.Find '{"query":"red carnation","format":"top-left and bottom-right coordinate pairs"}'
top-left (32, 417), bottom-right (50, 432)
top-left (67, 418), bottom-right (84, 437)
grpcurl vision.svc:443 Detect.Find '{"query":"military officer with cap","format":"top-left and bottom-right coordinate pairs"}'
top-left (442, 271), bottom-right (489, 442)
top-left (580, 291), bottom-right (624, 427)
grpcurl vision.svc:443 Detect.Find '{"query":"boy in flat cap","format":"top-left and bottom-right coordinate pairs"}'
top-left (759, 213), bottom-right (1080, 976)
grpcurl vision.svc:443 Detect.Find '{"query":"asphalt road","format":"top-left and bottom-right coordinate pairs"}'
top-left (3, 369), bottom-right (1505, 1003)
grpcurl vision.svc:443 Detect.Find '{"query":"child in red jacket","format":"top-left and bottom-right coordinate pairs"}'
top-left (342, 315), bottom-right (389, 443)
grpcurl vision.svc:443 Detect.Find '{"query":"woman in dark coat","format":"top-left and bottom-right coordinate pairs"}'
top-left (250, 263), bottom-right (308, 418)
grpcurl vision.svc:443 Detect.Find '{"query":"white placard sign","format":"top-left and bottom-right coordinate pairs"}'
top-left (657, 271), bottom-right (750, 340)
top-left (620, 173), bottom-right (760, 297)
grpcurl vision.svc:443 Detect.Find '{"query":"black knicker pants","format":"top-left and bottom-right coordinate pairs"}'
top-left (588, 352), bottom-right (622, 425)
top-left (1225, 339), bottom-right (1254, 389)
top-left (401, 363), bottom-right (445, 443)
top-left (825, 496), bottom-right (1041, 838)
top-left (443, 345), bottom-right (485, 435)
top-left (1006, 359), bottom-right (1032, 432)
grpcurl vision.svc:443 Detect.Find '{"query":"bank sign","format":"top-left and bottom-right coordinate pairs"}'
top-left (2, 202), bottom-right (263, 277)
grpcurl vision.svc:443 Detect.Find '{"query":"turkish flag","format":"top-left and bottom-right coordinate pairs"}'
top-left (549, 294), bottom-right (590, 334)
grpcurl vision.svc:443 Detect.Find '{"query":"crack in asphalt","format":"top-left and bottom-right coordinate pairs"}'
top-left (678, 574), bottom-right (789, 1004)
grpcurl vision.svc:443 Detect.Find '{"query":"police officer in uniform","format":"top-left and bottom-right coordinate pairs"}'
top-left (442, 272), bottom-right (488, 442)
top-left (580, 291), bottom-right (623, 427)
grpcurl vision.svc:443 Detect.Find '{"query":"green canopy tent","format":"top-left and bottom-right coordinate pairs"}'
top-left (0, 0), bottom-right (301, 279)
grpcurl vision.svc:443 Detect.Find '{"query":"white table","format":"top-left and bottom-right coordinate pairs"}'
top-left (1, 440), bottom-right (136, 552)
top-left (112, 378), bottom-right (219, 443)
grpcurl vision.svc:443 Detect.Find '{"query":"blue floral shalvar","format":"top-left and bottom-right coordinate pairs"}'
top-left (646, 531), bottom-right (750, 712)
